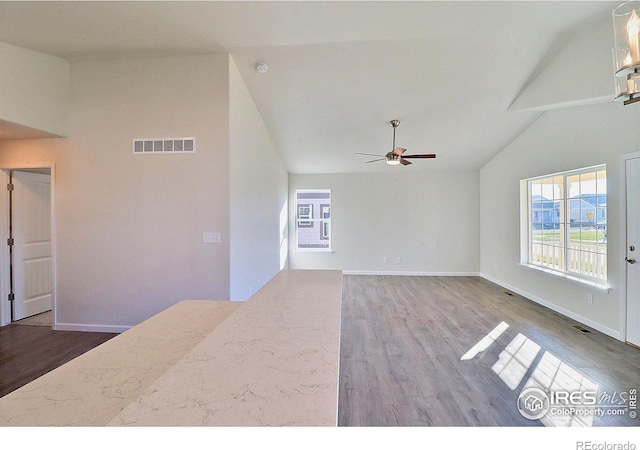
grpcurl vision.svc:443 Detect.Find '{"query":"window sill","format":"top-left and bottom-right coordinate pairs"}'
top-left (518, 263), bottom-right (610, 292)
top-left (294, 249), bottom-right (333, 253)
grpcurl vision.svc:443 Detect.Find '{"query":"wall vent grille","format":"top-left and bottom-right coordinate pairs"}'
top-left (133, 138), bottom-right (195, 154)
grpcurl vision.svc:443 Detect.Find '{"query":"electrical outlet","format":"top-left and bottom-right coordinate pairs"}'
top-left (203, 232), bottom-right (221, 243)
top-left (396, 257), bottom-right (401, 263)
top-left (383, 257), bottom-right (388, 263)
top-left (587, 293), bottom-right (593, 304)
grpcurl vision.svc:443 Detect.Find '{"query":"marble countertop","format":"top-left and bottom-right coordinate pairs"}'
top-left (110, 269), bottom-right (343, 426)
top-left (0, 300), bottom-right (239, 426)
top-left (0, 269), bottom-right (343, 427)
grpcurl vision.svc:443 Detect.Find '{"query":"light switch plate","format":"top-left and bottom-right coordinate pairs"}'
top-left (203, 232), bottom-right (221, 243)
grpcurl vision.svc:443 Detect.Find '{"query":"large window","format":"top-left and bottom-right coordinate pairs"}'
top-left (295, 189), bottom-right (331, 251)
top-left (523, 166), bottom-right (607, 285)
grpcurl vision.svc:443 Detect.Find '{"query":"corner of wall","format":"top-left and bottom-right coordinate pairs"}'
top-left (228, 55), bottom-right (288, 301)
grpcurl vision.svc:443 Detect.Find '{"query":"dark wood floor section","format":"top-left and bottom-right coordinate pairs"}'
top-left (0, 324), bottom-right (116, 398)
top-left (338, 275), bottom-right (640, 426)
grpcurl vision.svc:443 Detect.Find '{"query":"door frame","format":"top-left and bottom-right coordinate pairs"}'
top-left (0, 163), bottom-right (56, 328)
top-left (619, 151), bottom-right (640, 343)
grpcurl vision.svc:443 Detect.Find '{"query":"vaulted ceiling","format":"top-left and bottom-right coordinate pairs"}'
top-left (0, 1), bottom-right (619, 173)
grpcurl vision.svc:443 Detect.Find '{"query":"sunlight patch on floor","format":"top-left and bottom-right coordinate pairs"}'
top-left (461, 323), bottom-right (602, 427)
top-left (460, 321), bottom-right (509, 361)
top-left (522, 351), bottom-right (599, 427)
top-left (491, 333), bottom-right (541, 390)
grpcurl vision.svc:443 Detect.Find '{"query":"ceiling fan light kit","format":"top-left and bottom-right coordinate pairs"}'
top-left (387, 156), bottom-right (401, 166)
top-left (356, 119), bottom-right (436, 167)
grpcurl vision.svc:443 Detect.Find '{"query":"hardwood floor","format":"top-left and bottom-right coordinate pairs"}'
top-left (0, 323), bottom-right (116, 398)
top-left (338, 275), bottom-right (640, 427)
top-left (1, 275), bottom-right (638, 427)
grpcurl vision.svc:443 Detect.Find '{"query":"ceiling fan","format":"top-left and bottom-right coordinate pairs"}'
top-left (356, 119), bottom-right (436, 166)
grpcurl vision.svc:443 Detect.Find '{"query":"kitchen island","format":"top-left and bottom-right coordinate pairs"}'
top-left (0, 269), bottom-right (343, 426)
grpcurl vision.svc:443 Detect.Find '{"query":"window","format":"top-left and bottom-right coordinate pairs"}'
top-left (298, 204), bottom-right (313, 227)
top-left (320, 205), bottom-right (330, 239)
top-left (295, 190), bottom-right (331, 251)
top-left (523, 166), bottom-right (607, 286)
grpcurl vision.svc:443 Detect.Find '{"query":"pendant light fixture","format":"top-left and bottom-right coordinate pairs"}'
top-left (613, 1), bottom-right (640, 105)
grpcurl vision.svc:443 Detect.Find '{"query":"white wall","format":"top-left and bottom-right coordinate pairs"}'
top-left (0, 42), bottom-right (69, 137)
top-left (480, 101), bottom-right (640, 338)
top-left (289, 171), bottom-right (480, 274)
top-left (229, 56), bottom-right (288, 301)
top-left (0, 55), bottom-right (231, 331)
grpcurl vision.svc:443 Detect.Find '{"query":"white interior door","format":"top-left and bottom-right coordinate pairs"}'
top-left (626, 157), bottom-right (640, 347)
top-left (12, 170), bottom-right (52, 321)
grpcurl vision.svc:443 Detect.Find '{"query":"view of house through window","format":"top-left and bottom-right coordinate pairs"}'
top-left (295, 189), bottom-right (331, 251)
top-left (525, 166), bottom-right (607, 284)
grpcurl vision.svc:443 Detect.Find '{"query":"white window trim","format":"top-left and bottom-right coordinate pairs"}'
top-left (518, 263), bottom-right (610, 291)
top-left (520, 165), bottom-right (608, 289)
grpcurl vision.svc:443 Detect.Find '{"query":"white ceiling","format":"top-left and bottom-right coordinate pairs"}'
top-left (0, 1), bottom-right (619, 173)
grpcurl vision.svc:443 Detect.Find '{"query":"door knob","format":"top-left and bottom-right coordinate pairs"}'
top-left (626, 257), bottom-right (637, 264)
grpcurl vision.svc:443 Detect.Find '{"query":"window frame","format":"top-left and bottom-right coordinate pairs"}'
top-left (521, 165), bottom-right (608, 289)
top-left (297, 204), bottom-right (313, 228)
top-left (320, 204), bottom-right (331, 240)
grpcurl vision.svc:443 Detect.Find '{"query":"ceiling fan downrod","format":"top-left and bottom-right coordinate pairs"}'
top-left (390, 119), bottom-right (400, 149)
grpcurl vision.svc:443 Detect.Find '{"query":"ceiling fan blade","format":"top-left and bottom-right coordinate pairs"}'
top-left (356, 152), bottom-right (386, 157)
top-left (400, 158), bottom-right (412, 165)
top-left (365, 158), bottom-right (386, 163)
top-left (401, 154), bottom-right (436, 159)
top-left (392, 147), bottom-right (406, 156)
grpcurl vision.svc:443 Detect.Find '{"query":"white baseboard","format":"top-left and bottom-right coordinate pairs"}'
top-left (54, 322), bottom-right (130, 333)
top-left (480, 273), bottom-right (621, 340)
top-left (342, 270), bottom-right (481, 276)
top-left (53, 273), bottom-right (620, 340)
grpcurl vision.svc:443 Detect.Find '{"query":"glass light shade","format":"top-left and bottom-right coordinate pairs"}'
top-left (613, 1), bottom-right (640, 74)
top-left (613, 1), bottom-right (640, 103)
top-left (628, 72), bottom-right (640, 94)
top-left (386, 158), bottom-right (401, 165)
top-left (612, 49), bottom-right (640, 98)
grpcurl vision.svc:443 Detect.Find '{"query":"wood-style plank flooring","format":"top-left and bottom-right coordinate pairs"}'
top-left (0, 323), bottom-right (116, 398)
top-left (1, 276), bottom-right (638, 427)
top-left (338, 275), bottom-right (640, 427)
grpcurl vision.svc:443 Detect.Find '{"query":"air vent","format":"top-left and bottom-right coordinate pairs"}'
top-left (133, 138), bottom-right (196, 154)
top-left (572, 325), bottom-right (592, 334)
